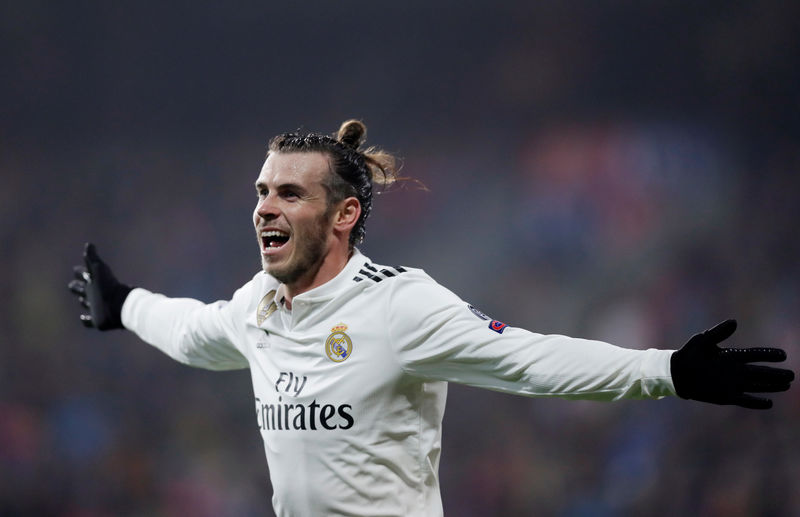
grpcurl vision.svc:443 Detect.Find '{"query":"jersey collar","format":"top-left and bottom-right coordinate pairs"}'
top-left (273, 249), bottom-right (369, 307)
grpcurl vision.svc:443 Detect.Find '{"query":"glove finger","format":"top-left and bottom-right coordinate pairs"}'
top-left (73, 265), bottom-right (90, 282)
top-left (743, 364), bottom-right (795, 385)
top-left (733, 394), bottom-right (773, 410)
top-left (743, 382), bottom-right (793, 393)
top-left (79, 313), bottom-right (94, 327)
top-left (722, 347), bottom-right (787, 363)
top-left (702, 319), bottom-right (737, 345)
top-left (68, 279), bottom-right (86, 296)
top-left (84, 242), bottom-right (104, 278)
top-left (84, 242), bottom-right (101, 268)
top-left (78, 296), bottom-right (90, 309)
top-left (83, 242), bottom-right (117, 284)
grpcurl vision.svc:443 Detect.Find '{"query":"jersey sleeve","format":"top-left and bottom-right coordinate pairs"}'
top-left (121, 282), bottom-right (252, 371)
top-left (386, 271), bottom-right (676, 401)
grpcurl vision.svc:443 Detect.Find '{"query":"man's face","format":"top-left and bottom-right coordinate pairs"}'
top-left (253, 151), bottom-right (335, 285)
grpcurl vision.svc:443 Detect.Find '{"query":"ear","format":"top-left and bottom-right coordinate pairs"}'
top-left (332, 197), bottom-right (361, 234)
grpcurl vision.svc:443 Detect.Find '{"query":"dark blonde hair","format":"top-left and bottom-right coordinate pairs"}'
top-left (268, 119), bottom-right (400, 249)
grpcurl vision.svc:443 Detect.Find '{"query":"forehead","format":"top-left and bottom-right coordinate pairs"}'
top-left (256, 151), bottom-right (331, 188)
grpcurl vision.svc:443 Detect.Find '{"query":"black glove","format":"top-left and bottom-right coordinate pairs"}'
top-left (68, 243), bottom-right (133, 331)
top-left (671, 319), bottom-right (794, 409)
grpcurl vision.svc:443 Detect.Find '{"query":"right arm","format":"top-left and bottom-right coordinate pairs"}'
top-left (69, 243), bottom-right (249, 371)
top-left (122, 287), bottom-right (249, 371)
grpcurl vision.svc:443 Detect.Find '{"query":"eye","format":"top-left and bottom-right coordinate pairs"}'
top-left (281, 190), bottom-right (300, 200)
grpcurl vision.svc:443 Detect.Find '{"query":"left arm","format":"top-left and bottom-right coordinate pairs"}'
top-left (386, 271), bottom-right (674, 401)
top-left (386, 271), bottom-right (794, 407)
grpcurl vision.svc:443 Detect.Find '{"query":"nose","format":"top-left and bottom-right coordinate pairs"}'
top-left (256, 193), bottom-right (279, 220)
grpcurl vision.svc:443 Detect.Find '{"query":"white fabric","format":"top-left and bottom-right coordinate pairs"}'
top-left (121, 250), bottom-right (676, 516)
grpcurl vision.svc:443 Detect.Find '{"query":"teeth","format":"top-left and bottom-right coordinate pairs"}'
top-left (261, 230), bottom-right (289, 250)
top-left (261, 230), bottom-right (289, 238)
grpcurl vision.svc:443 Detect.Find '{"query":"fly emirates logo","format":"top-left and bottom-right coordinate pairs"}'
top-left (255, 371), bottom-right (354, 431)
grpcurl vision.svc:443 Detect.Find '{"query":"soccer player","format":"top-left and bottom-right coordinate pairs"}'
top-left (68, 120), bottom-right (794, 516)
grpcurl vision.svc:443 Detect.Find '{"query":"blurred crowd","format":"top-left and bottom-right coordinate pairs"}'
top-left (2, 2), bottom-right (799, 516)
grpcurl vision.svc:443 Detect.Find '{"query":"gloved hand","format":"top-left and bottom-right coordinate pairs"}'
top-left (68, 243), bottom-right (133, 331)
top-left (671, 319), bottom-right (794, 409)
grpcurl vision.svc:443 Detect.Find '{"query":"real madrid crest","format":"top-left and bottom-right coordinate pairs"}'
top-left (325, 323), bottom-right (353, 363)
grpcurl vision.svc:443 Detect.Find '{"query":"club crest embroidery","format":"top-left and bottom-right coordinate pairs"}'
top-left (257, 290), bottom-right (277, 325)
top-left (325, 323), bottom-right (353, 363)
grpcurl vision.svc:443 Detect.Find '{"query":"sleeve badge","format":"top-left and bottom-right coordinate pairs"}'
top-left (489, 320), bottom-right (508, 334)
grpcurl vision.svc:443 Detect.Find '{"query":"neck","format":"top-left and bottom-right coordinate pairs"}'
top-left (283, 248), bottom-right (353, 307)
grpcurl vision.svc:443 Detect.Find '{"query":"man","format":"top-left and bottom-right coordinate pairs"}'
top-left (69, 120), bottom-right (794, 516)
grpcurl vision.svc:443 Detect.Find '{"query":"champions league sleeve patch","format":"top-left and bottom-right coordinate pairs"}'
top-left (489, 320), bottom-right (508, 334)
top-left (468, 304), bottom-right (508, 334)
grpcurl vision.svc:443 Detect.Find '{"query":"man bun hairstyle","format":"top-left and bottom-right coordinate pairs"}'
top-left (268, 119), bottom-right (400, 249)
top-left (336, 119), bottom-right (366, 149)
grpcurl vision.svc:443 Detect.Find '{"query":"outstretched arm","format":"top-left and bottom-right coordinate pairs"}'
top-left (670, 319), bottom-right (794, 409)
top-left (67, 242), bottom-right (249, 370)
top-left (386, 270), bottom-right (794, 408)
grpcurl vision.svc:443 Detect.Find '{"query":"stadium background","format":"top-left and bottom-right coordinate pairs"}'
top-left (2, 2), bottom-right (799, 515)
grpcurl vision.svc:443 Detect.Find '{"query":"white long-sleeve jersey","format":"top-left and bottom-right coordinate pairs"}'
top-left (121, 250), bottom-right (676, 516)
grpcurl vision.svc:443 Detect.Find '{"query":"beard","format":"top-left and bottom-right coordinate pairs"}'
top-left (261, 210), bottom-right (331, 286)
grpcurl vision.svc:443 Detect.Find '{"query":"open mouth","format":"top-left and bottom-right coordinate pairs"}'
top-left (261, 230), bottom-right (290, 251)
